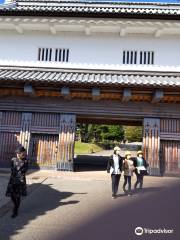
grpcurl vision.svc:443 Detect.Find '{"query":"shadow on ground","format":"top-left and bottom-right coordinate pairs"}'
top-left (115, 186), bottom-right (166, 198)
top-left (74, 155), bottom-right (109, 171)
top-left (0, 183), bottom-right (86, 240)
top-left (73, 155), bottom-right (138, 172)
top-left (53, 181), bottom-right (180, 240)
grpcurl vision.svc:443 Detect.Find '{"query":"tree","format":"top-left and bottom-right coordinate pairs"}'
top-left (124, 126), bottom-right (143, 142)
top-left (76, 124), bottom-right (124, 143)
top-left (100, 125), bottom-right (124, 142)
top-left (76, 123), bottom-right (89, 142)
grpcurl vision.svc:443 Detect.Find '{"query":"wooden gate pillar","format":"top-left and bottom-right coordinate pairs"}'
top-left (57, 114), bottom-right (76, 171)
top-left (19, 113), bottom-right (32, 154)
top-left (143, 118), bottom-right (160, 176)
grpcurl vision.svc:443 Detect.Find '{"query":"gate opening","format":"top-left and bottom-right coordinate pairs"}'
top-left (74, 119), bottom-right (143, 172)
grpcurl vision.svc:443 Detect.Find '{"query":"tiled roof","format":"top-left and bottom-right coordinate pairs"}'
top-left (0, 66), bottom-right (180, 87)
top-left (0, 0), bottom-right (180, 19)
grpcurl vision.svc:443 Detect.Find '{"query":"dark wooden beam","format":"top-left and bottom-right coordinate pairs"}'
top-left (152, 89), bottom-right (164, 104)
top-left (122, 89), bottom-right (132, 102)
top-left (92, 88), bottom-right (100, 101)
top-left (0, 97), bottom-right (180, 119)
top-left (77, 116), bottom-right (142, 125)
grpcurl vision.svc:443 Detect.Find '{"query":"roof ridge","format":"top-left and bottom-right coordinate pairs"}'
top-left (15, 0), bottom-right (180, 7)
top-left (1, 0), bottom-right (180, 18)
top-left (14, 0), bottom-right (180, 11)
top-left (1, 60), bottom-right (180, 74)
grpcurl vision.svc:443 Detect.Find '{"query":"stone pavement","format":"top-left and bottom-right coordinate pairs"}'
top-left (0, 171), bottom-right (180, 240)
top-left (0, 170), bottom-right (47, 217)
top-left (0, 175), bottom-right (9, 211)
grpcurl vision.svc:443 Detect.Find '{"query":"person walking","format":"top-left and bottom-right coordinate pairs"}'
top-left (134, 150), bottom-right (148, 190)
top-left (123, 151), bottom-right (134, 196)
top-left (6, 146), bottom-right (28, 218)
top-left (107, 146), bottom-right (123, 199)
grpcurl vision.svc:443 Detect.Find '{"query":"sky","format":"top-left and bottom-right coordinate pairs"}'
top-left (0, 0), bottom-right (11, 4)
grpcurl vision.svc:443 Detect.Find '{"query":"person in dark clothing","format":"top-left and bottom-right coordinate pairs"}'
top-left (107, 146), bottom-right (123, 199)
top-left (134, 150), bottom-right (148, 190)
top-left (6, 146), bottom-right (28, 218)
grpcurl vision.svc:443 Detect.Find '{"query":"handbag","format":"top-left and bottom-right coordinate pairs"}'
top-left (139, 169), bottom-right (149, 176)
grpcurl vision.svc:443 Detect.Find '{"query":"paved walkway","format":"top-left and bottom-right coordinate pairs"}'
top-left (0, 170), bottom-right (47, 217)
top-left (0, 171), bottom-right (179, 240)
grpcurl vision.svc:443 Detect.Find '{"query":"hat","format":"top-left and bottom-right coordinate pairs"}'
top-left (125, 151), bottom-right (131, 157)
top-left (114, 146), bottom-right (120, 151)
top-left (137, 150), bottom-right (143, 156)
top-left (15, 146), bottom-right (26, 154)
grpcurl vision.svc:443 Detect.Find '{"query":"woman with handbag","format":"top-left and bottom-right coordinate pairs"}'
top-left (6, 146), bottom-right (28, 218)
top-left (123, 151), bottom-right (134, 196)
top-left (134, 150), bottom-right (148, 190)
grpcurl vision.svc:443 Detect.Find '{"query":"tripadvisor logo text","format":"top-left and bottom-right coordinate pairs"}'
top-left (135, 227), bottom-right (174, 236)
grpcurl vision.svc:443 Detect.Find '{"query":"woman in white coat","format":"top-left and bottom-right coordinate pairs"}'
top-left (107, 146), bottom-right (123, 199)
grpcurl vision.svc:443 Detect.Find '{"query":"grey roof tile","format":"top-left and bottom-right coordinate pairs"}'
top-left (0, 0), bottom-right (180, 18)
top-left (0, 66), bottom-right (180, 87)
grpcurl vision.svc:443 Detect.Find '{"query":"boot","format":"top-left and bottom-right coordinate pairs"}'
top-left (11, 208), bottom-right (18, 218)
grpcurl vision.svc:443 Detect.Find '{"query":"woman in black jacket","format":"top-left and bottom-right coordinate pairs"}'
top-left (6, 146), bottom-right (28, 218)
top-left (107, 146), bottom-right (123, 199)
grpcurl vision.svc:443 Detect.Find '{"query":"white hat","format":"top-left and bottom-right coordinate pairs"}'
top-left (114, 146), bottom-right (120, 151)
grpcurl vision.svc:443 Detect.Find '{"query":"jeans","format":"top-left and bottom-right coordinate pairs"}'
top-left (134, 173), bottom-right (144, 189)
top-left (123, 175), bottom-right (132, 193)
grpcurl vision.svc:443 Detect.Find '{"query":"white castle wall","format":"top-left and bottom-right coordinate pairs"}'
top-left (0, 30), bottom-right (179, 66)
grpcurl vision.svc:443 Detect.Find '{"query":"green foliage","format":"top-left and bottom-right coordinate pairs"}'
top-left (124, 126), bottom-right (143, 142)
top-left (100, 125), bottom-right (124, 141)
top-left (76, 124), bottom-right (89, 142)
top-left (76, 124), bottom-right (124, 143)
